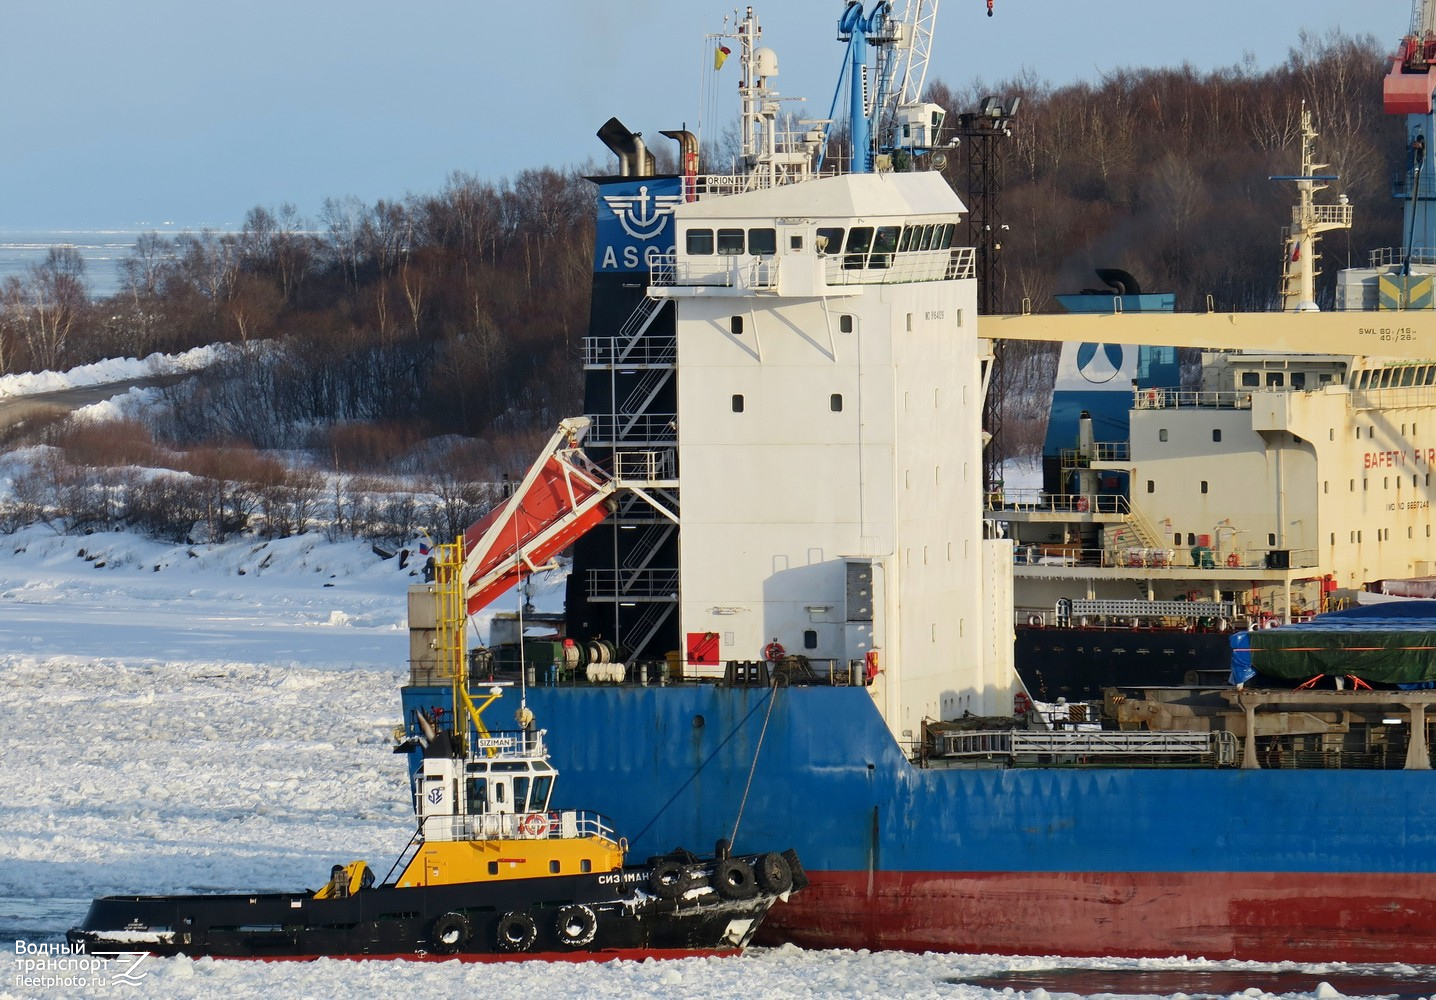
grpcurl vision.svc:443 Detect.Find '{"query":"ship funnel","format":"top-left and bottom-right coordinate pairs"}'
top-left (661, 129), bottom-right (700, 201)
top-left (597, 117), bottom-right (655, 177)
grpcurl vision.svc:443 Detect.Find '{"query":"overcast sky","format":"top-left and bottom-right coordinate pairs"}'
top-left (0, 0), bottom-right (1404, 231)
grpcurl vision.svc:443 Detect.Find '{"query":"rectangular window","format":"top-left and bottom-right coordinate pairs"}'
top-left (731, 394), bottom-right (744, 413)
top-left (1212, 429), bottom-right (1222, 442)
top-left (748, 227), bottom-right (777, 255)
top-left (1159, 429), bottom-right (1168, 442)
top-left (730, 315), bottom-right (743, 335)
top-left (830, 393), bottom-right (843, 412)
top-left (686, 229), bottom-right (714, 255)
top-left (1266, 372), bottom-right (1284, 386)
top-left (816, 227), bottom-right (844, 255)
top-left (789, 235), bottom-right (803, 251)
top-left (549, 860), bottom-right (561, 873)
top-left (870, 225), bottom-right (900, 268)
top-left (1200, 481), bottom-right (1208, 494)
top-left (717, 228), bottom-right (745, 255)
top-left (1292, 372), bottom-right (1306, 389)
top-left (803, 629), bottom-right (818, 649)
top-left (840, 314), bottom-right (854, 333)
top-left (899, 226), bottom-right (918, 252)
top-left (580, 859), bottom-right (592, 873)
top-left (1147, 480), bottom-right (1155, 493)
top-left (843, 227), bottom-right (874, 269)
top-left (1241, 372), bottom-right (1259, 387)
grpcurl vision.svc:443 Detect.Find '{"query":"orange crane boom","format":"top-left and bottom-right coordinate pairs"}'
top-left (458, 417), bottom-right (615, 617)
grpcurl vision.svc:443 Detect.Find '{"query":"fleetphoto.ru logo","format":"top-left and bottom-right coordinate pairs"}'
top-left (13, 939), bottom-right (150, 991)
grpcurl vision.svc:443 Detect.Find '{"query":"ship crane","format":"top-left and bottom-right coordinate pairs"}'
top-left (1385, 0), bottom-right (1436, 256)
top-left (826, 1), bottom-right (994, 173)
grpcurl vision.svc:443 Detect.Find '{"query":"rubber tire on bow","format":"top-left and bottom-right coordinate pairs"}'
top-left (755, 851), bottom-right (794, 894)
top-left (428, 911), bottom-right (470, 955)
top-left (496, 912), bottom-right (537, 952)
top-left (712, 858), bottom-right (759, 900)
top-left (649, 861), bottom-right (687, 899)
top-left (553, 904), bottom-right (599, 947)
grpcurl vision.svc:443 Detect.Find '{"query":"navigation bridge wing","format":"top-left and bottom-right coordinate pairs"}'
top-left (460, 417), bottom-right (616, 616)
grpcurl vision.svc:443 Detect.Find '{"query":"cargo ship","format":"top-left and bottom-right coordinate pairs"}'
top-left (992, 104), bottom-right (1436, 701)
top-left (70, 543), bottom-right (805, 961)
top-left (399, 5), bottom-right (1436, 962)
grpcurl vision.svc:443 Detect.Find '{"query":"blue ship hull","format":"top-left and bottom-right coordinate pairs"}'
top-left (402, 682), bottom-right (1436, 961)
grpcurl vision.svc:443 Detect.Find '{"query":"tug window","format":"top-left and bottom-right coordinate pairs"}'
top-left (686, 229), bottom-right (715, 255)
top-left (513, 776), bottom-right (531, 812)
top-left (531, 775), bottom-right (553, 811)
top-left (748, 228), bottom-right (777, 255)
top-left (467, 777), bottom-right (488, 812)
top-left (717, 228), bottom-right (745, 255)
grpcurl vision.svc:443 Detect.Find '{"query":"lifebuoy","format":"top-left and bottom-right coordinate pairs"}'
top-left (1226, 553), bottom-right (1240, 567)
top-left (1027, 614), bottom-right (1042, 627)
top-left (553, 904), bottom-right (599, 947)
top-left (495, 912), bottom-right (537, 952)
top-left (520, 812), bottom-right (550, 838)
top-left (428, 911), bottom-right (470, 954)
top-left (649, 861), bottom-right (688, 899)
top-left (712, 858), bottom-right (759, 900)
top-left (755, 852), bottom-right (794, 894)
top-left (1014, 691), bottom-right (1032, 716)
top-left (764, 640), bottom-right (786, 662)
top-left (1076, 496), bottom-right (1089, 512)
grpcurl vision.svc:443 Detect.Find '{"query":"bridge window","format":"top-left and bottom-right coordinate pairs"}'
top-left (816, 227), bottom-right (844, 255)
top-left (1266, 372), bottom-right (1284, 387)
top-left (1292, 372), bottom-right (1306, 389)
top-left (686, 229), bottom-right (714, 255)
top-left (748, 228), bottom-right (777, 255)
top-left (1241, 372), bottom-right (1259, 387)
top-left (843, 227), bottom-right (874, 269)
top-left (917, 225), bottom-right (935, 251)
top-left (899, 226), bottom-right (918, 252)
top-left (871, 226), bottom-right (900, 268)
top-left (717, 228), bottom-right (745, 255)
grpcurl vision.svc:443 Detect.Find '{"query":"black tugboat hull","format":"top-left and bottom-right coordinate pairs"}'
top-left (68, 851), bottom-right (805, 961)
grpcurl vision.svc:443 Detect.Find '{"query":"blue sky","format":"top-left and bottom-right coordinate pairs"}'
top-left (0, 0), bottom-right (1403, 230)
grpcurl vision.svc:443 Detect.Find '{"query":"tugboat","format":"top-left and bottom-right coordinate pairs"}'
top-left (69, 542), bottom-right (805, 961)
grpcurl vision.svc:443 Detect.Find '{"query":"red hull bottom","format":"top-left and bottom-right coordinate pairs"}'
top-left (230, 947), bottom-right (740, 964)
top-left (759, 871), bottom-right (1436, 963)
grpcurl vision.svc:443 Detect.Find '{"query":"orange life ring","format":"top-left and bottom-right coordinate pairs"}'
top-left (1076, 496), bottom-right (1089, 513)
top-left (1226, 553), bottom-right (1240, 567)
top-left (1013, 692), bottom-right (1032, 716)
top-left (520, 812), bottom-right (550, 838)
top-left (764, 641), bottom-right (786, 662)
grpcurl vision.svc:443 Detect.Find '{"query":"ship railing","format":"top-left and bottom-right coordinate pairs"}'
top-left (649, 246), bottom-right (975, 290)
top-left (1133, 388), bottom-right (1254, 410)
top-left (469, 728), bottom-right (548, 760)
top-left (1294, 203), bottom-right (1353, 228)
top-left (584, 336), bottom-right (676, 367)
top-left (584, 413), bottom-right (676, 446)
top-left (933, 728), bottom-right (1239, 767)
top-left (1057, 443), bottom-right (1129, 467)
top-left (1367, 245), bottom-right (1436, 267)
top-left (585, 567), bottom-right (681, 601)
top-left (989, 488), bottom-right (1129, 516)
top-left (423, 808), bottom-right (622, 846)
